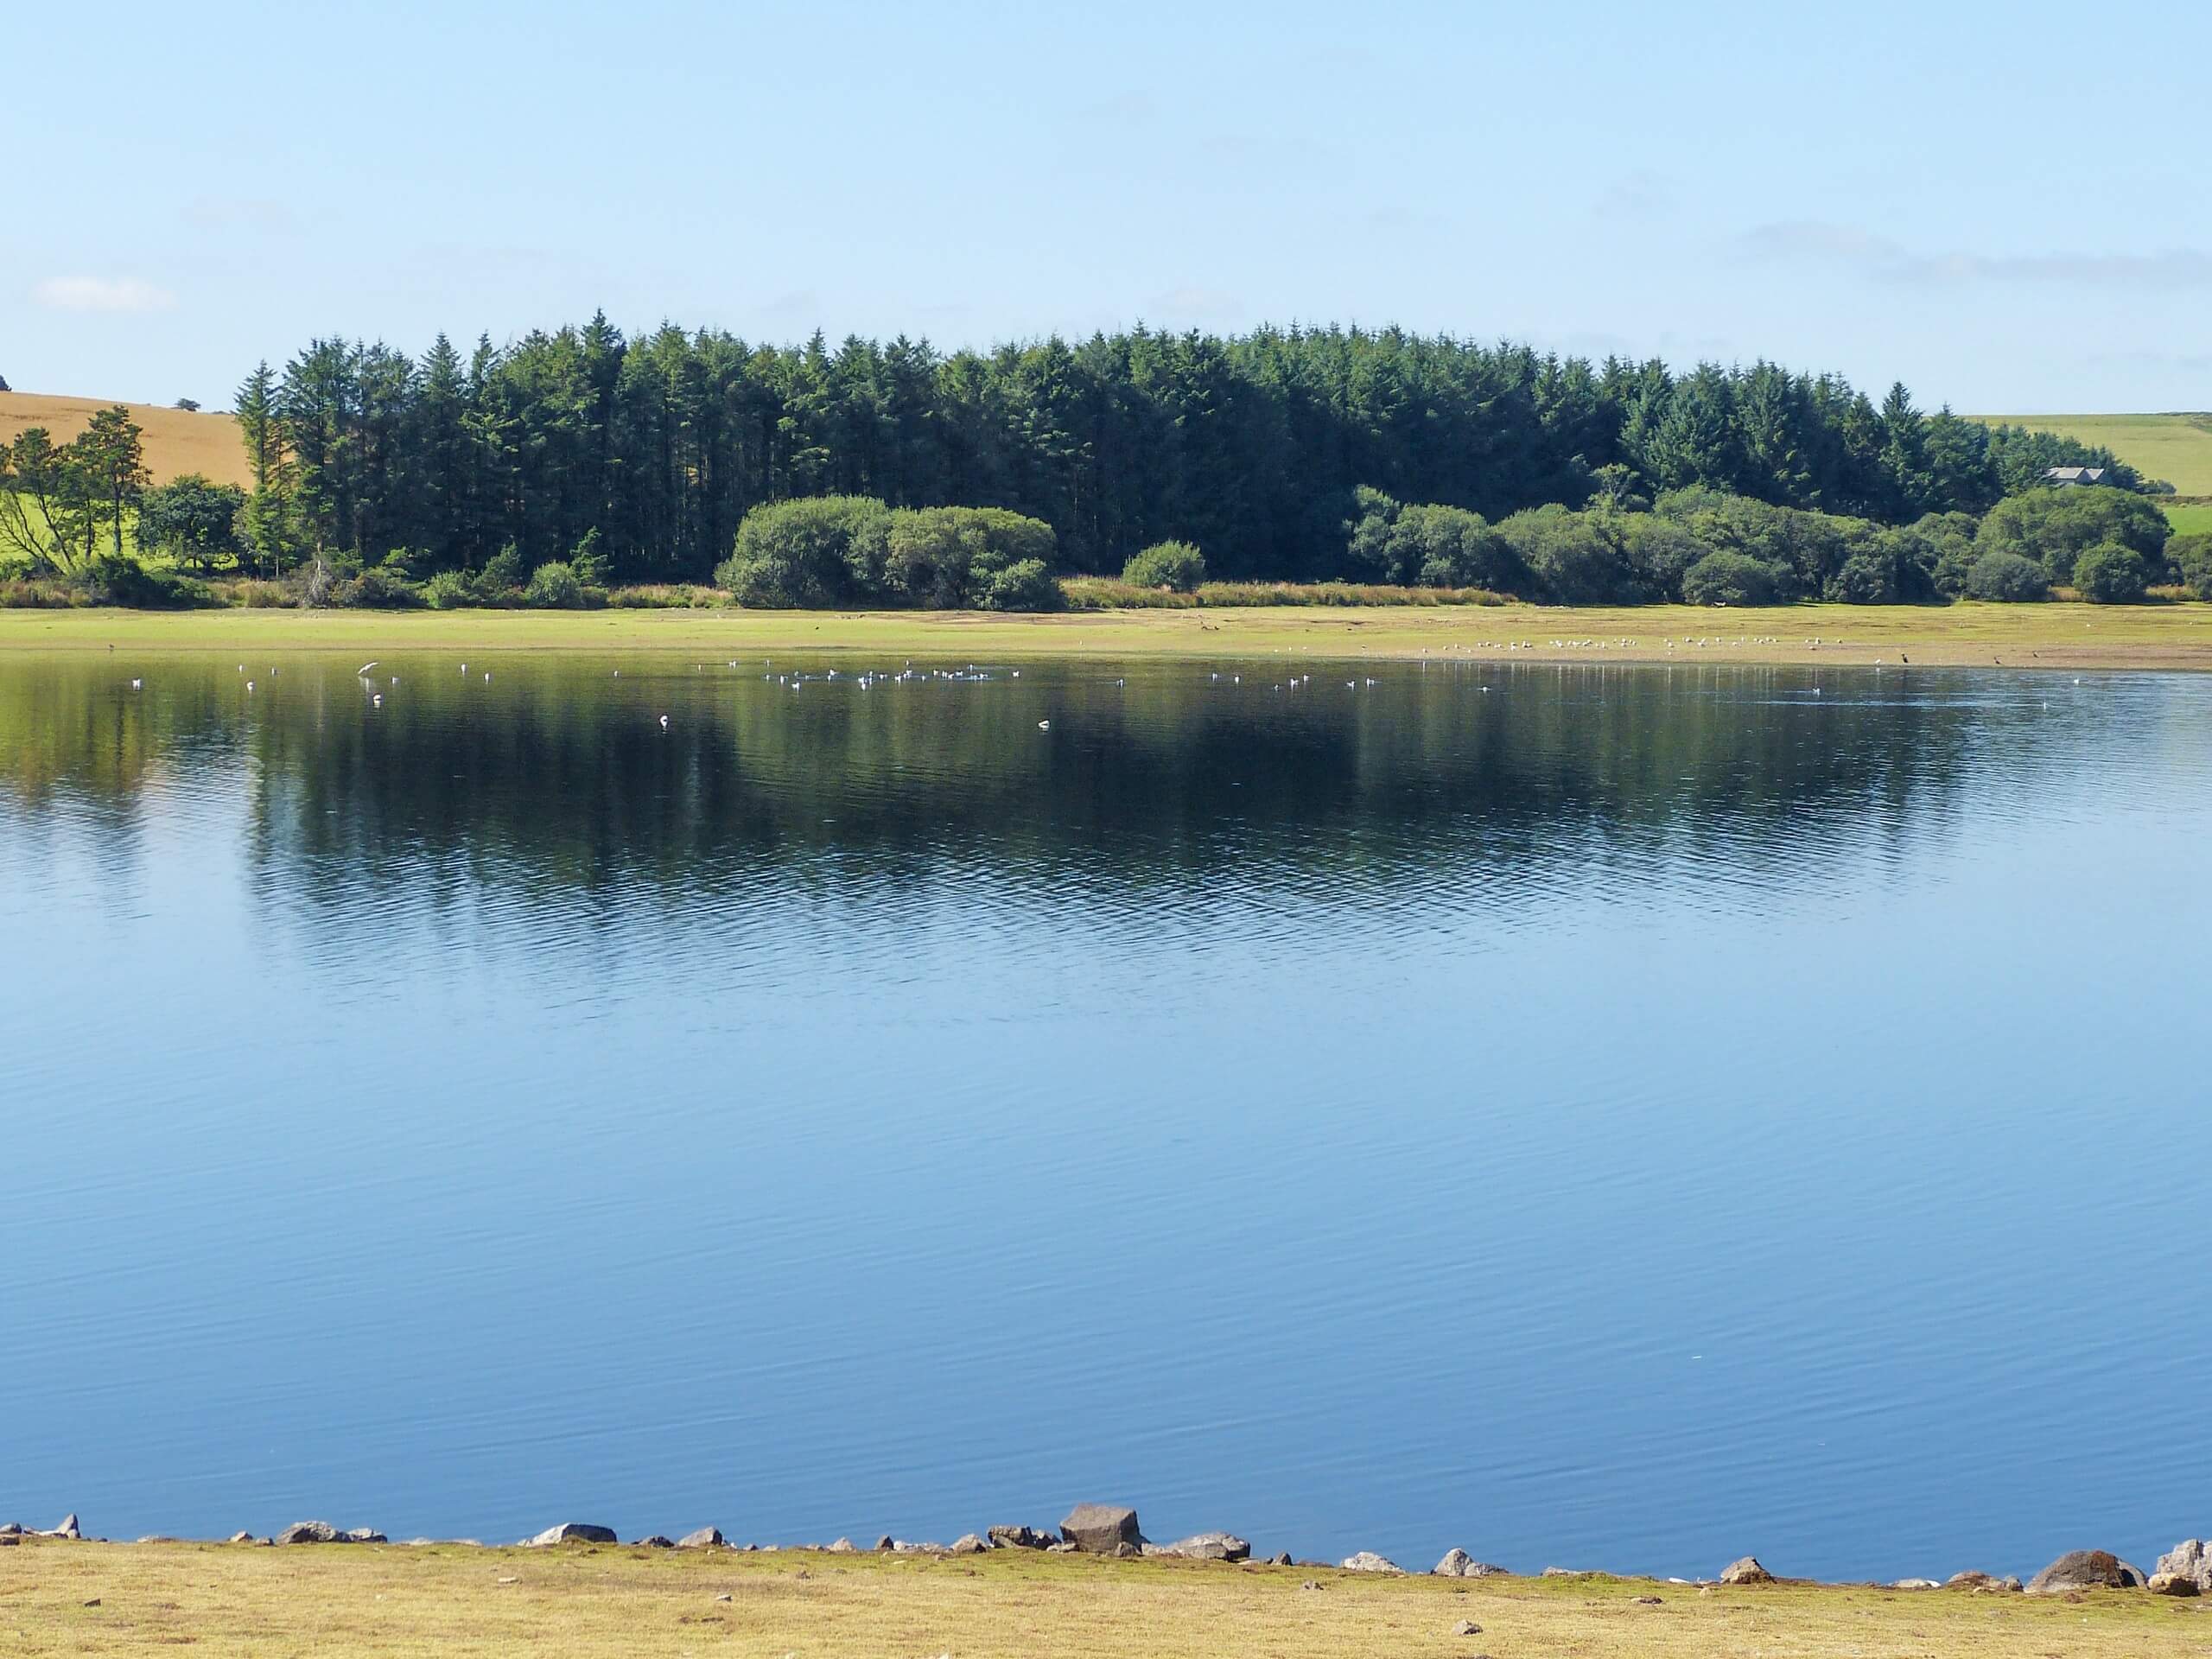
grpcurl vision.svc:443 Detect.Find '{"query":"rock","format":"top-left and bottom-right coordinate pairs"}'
top-left (341, 1529), bottom-right (386, 1544)
top-left (827, 1536), bottom-right (857, 1553)
top-left (1452, 1618), bottom-right (1484, 1636)
top-left (1340, 1551), bottom-right (1404, 1573)
top-left (949, 1535), bottom-right (989, 1554)
top-left (2151, 1573), bottom-right (2201, 1597)
top-left (1109, 1541), bottom-right (1143, 1558)
top-left (1541, 1566), bottom-right (1577, 1577)
top-left (2154, 1540), bottom-right (2212, 1593)
top-left (1060, 1503), bottom-right (1142, 1554)
top-left (1162, 1531), bottom-right (1251, 1562)
top-left (1300, 1579), bottom-right (1323, 1591)
top-left (712, 1592), bottom-right (732, 1602)
top-left (873, 1535), bottom-right (894, 1551)
top-left (1631, 1594), bottom-right (1663, 1604)
top-left (677, 1528), bottom-right (724, 1548)
top-left (1719, 1556), bottom-right (1773, 1585)
top-left (1944, 1570), bottom-right (2021, 1592)
top-left (634, 1535), bottom-right (675, 1548)
top-left (0, 1536), bottom-right (16, 1548)
top-left (526, 1523), bottom-right (618, 1547)
top-left (227, 1532), bottom-right (254, 1545)
top-left (987, 1525), bottom-right (1052, 1550)
top-left (47, 1515), bottom-right (81, 1540)
top-left (1435, 1548), bottom-right (1510, 1577)
top-left (1265, 1551), bottom-right (1293, 1567)
top-left (1891, 1578), bottom-right (1940, 1589)
top-left (276, 1521), bottom-right (343, 1545)
top-left (0, 1524), bottom-right (20, 1536)
top-left (2025, 1549), bottom-right (2148, 1593)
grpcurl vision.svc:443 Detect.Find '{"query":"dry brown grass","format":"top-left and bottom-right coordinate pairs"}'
top-left (0, 392), bottom-right (250, 487)
top-left (1, 1538), bottom-right (2202, 1658)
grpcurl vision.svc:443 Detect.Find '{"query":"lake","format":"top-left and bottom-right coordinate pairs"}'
top-left (4, 651), bottom-right (2207, 1580)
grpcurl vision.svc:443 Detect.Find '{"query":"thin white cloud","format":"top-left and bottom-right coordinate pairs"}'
top-left (1738, 220), bottom-right (2212, 290)
top-left (33, 276), bottom-right (178, 314)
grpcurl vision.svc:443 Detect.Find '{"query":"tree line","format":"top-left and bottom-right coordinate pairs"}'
top-left (214, 319), bottom-right (2152, 584)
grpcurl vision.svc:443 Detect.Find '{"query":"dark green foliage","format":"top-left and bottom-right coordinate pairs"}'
top-left (74, 553), bottom-right (213, 609)
top-left (1122, 540), bottom-right (1207, 593)
top-left (336, 567), bottom-right (425, 608)
top-left (523, 560), bottom-right (587, 608)
top-left (236, 318), bottom-right (2142, 588)
top-left (1612, 513), bottom-right (1706, 601)
top-left (478, 543), bottom-right (525, 596)
top-left (2171, 532), bottom-right (2212, 600)
top-left (137, 475), bottom-right (248, 572)
top-left (1495, 506), bottom-right (1634, 603)
top-left (1974, 488), bottom-right (2170, 583)
top-left (715, 496), bottom-right (884, 607)
top-left (1682, 550), bottom-right (1783, 607)
top-left (1963, 550), bottom-right (2050, 601)
top-left (2071, 541), bottom-right (2152, 603)
top-left (1344, 488), bottom-right (1511, 588)
top-left (884, 505), bottom-right (1058, 608)
top-left (978, 557), bottom-right (1061, 612)
top-left (422, 569), bottom-right (480, 609)
top-left (714, 497), bottom-right (1062, 609)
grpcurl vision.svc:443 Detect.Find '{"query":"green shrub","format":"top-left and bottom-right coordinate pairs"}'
top-left (716, 496), bottom-right (888, 607)
top-left (478, 543), bottom-right (525, 597)
top-left (1974, 487), bottom-right (2169, 583)
top-left (1344, 489), bottom-right (1514, 589)
top-left (569, 527), bottom-right (610, 588)
top-left (2167, 531), bottom-right (2212, 600)
top-left (1122, 540), bottom-right (1207, 592)
top-left (1497, 506), bottom-right (1635, 603)
top-left (1824, 549), bottom-right (1898, 604)
top-left (336, 567), bottom-right (424, 608)
top-left (1962, 550), bottom-right (2049, 601)
top-left (979, 557), bottom-right (1062, 612)
top-left (76, 555), bottom-right (215, 609)
top-left (422, 569), bottom-right (480, 609)
top-left (523, 560), bottom-right (586, 609)
top-left (2072, 540), bottom-right (2152, 603)
top-left (1681, 550), bottom-right (1783, 606)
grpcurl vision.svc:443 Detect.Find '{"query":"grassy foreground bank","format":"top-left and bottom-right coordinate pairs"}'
top-left (5, 600), bottom-right (2212, 671)
top-left (3, 1539), bottom-right (2202, 1659)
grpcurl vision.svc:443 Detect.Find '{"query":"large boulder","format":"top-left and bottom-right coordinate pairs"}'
top-left (676, 1527), bottom-right (724, 1548)
top-left (275, 1522), bottom-right (342, 1545)
top-left (2025, 1549), bottom-right (2147, 1593)
top-left (2154, 1540), bottom-right (2212, 1594)
top-left (1719, 1556), bottom-right (1773, 1585)
top-left (45, 1515), bottom-right (82, 1541)
top-left (526, 1522), bottom-right (618, 1547)
top-left (1161, 1532), bottom-right (1250, 1562)
top-left (949, 1534), bottom-right (989, 1555)
top-left (1060, 1503), bottom-right (1142, 1554)
top-left (1433, 1548), bottom-right (1509, 1577)
top-left (1340, 1551), bottom-right (1404, 1573)
top-left (2151, 1573), bottom-right (2201, 1598)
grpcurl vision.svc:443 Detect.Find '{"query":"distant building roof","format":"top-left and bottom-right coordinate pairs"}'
top-left (2043, 466), bottom-right (2110, 485)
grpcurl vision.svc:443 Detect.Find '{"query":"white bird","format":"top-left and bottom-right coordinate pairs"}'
top-left (372, 694), bottom-right (383, 708)
top-left (483, 671), bottom-right (491, 681)
top-left (357, 661), bottom-right (378, 677)
top-left (658, 714), bottom-right (670, 728)
top-left (1038, 719), bottom-right (1051, 730)
top-left (130, 678), bottom-right (142, 690)
top-left (246, 681), bottom-right (256, 692)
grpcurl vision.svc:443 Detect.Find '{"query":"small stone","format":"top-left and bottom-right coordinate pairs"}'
top-left (496, 1575), bottom-right (519, 1585)
top-left (986, 1525), bottom-right (1052, 1550)
top-left (1435, 1548), bottom-right (1510, 1577)
top-left (1109, 1541), bottom-right (1142, 1559)
top-left (949, 1534), bottom-right (988, 1555)
top-left (1891, 1577), bottom-right (1940, 1590)
top-left (0, 1537), bottom-right (16, 1548)
top-left (2150, 1573), bottom-right (2201, 1598)
top-left (634, 1535), bottom-right (675, 1548)
top-left (713, 1592), bottom-right (732, 1602)
top-left (1452, 1618), bottom-right (1483, 1635)
top-left (227, 1532), bottom-right (254, 1545)
top-left (1631, 1593), bottom-right (1663, 1603)
top-left (1339, 1551), bottom-right (1403, 1573)
top-left (1719, 1555), bottom-right (1773, 1585)
top-left (874, 1535), bottom-right (895, 1551)
top-left (1541, 1565), bottom-right (1576, 1577)
top-left (1300, 1578), bottom-right (1323, 1590)
top-left (276, 1522), bottom-right (342, 1545)
top-left (1060, 1503), bottom-right (1142, 1554)
top-left (1161, 1531), bottom-right (1251, 1562)
top-left (83, 1598), bottom-right (101, 1607)
top-left (1265, 1551), bottom-right (1293, 1567)
top-left (827, 1537), bottom-right (857, 1553)
top-left (340, 1529), bottom-right (387, 1544)
top-left (677, 1528), bottom-right (724, 1549)
top-left (526, 1523), bottom-right (618, 1547)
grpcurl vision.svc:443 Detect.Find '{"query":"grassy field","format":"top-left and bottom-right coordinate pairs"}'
top-left (2164, 501), bottom-right (2212, 536)
top-left (3, 599), bottom-right (2211, 671)
top-left (1972, 411), bottom-right (2212, 496)
top-left (0, 391), bottom-right (251, 487)
top-left (2, 1538), bottom-right (2202, 1658)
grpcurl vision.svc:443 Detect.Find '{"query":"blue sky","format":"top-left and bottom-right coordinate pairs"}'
top-left (6, 0), bottom-right (2209, 412)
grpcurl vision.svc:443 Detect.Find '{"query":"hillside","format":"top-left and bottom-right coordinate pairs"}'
top-left (0, 391), bottom-right (249, 488)
top-left (1970, 411), bottom-right (2212, 497)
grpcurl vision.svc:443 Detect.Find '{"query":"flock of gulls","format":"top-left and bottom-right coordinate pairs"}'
top-left (111, 647), bottom-right (2098, 723)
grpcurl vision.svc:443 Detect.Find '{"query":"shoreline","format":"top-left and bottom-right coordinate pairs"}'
top-left (7, 1513), bottom-right (2205, 1659)
top-left (3, 599), bottom-right (2212, 671)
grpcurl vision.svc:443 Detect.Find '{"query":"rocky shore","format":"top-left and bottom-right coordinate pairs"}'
top-left (6, 1504), bottom-right (2208, 1599)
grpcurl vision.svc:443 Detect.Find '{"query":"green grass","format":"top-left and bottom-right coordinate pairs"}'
top-left (4, 598), bottom-right (2211, 671)
top-left (1971, 412), bottom-right (2212, 495)
top-left (2164, 501), bottom-right (2212, 537)
top-left (4, 1537), bottom-right (2204, 1659)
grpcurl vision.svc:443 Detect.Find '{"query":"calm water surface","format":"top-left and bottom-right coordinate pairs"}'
top-left (3, 652), bottom-right (2208, 1579)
